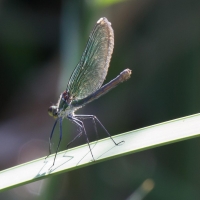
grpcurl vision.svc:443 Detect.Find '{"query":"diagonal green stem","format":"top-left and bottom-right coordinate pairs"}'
top-left (1, 113), bottom-right (200, 192)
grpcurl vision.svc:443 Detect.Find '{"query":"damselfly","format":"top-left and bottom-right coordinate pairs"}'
top-left (47, 17), bottom-right (131, 167)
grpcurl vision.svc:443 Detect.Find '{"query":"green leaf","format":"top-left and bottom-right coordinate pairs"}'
top-left (88, 0), bottom-right (127, 7)
top-left (1, 113), bottom-right (200, 192)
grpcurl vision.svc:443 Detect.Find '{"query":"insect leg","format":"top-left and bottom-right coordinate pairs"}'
top-left (45, 118), bottom-right (58, 160)
top-left (75, 115), bottom-right (99, 141)
top-left (68, 115), bottom-right (95, 161)
top-left (49, 117), bottom-right (63, 168)
top-left (75, 115), bottom-right (124, 145)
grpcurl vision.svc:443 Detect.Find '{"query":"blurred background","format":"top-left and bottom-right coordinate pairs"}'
top-left (0, 0), bottom-right (200, 199)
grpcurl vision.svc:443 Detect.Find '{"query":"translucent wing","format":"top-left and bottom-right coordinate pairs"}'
top-left (66, 17), bottom-right (114, 100)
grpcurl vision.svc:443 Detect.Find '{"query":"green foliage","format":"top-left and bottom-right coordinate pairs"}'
top-left (0, 113), bottom-right (200, 192)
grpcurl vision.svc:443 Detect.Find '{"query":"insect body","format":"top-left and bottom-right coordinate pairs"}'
top-left (47, 17), bottom-right (132, 167)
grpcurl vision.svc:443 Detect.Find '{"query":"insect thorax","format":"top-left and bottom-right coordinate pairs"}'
top-left (48, 90), bottom-right (78, 119)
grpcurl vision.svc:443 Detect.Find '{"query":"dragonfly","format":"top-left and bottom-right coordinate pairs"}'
top-left (47, 17), bottom-right (132, 167)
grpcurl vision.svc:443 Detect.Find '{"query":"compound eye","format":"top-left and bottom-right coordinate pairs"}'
top-left (48, 106), bottom-right (58, 119)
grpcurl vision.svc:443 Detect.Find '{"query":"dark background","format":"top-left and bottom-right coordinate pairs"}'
top-left (0, 0), bottom-right (200, 199)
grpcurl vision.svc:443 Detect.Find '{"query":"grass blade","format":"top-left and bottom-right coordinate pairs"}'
top-left (1, 113), bottom-right (200, 192)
